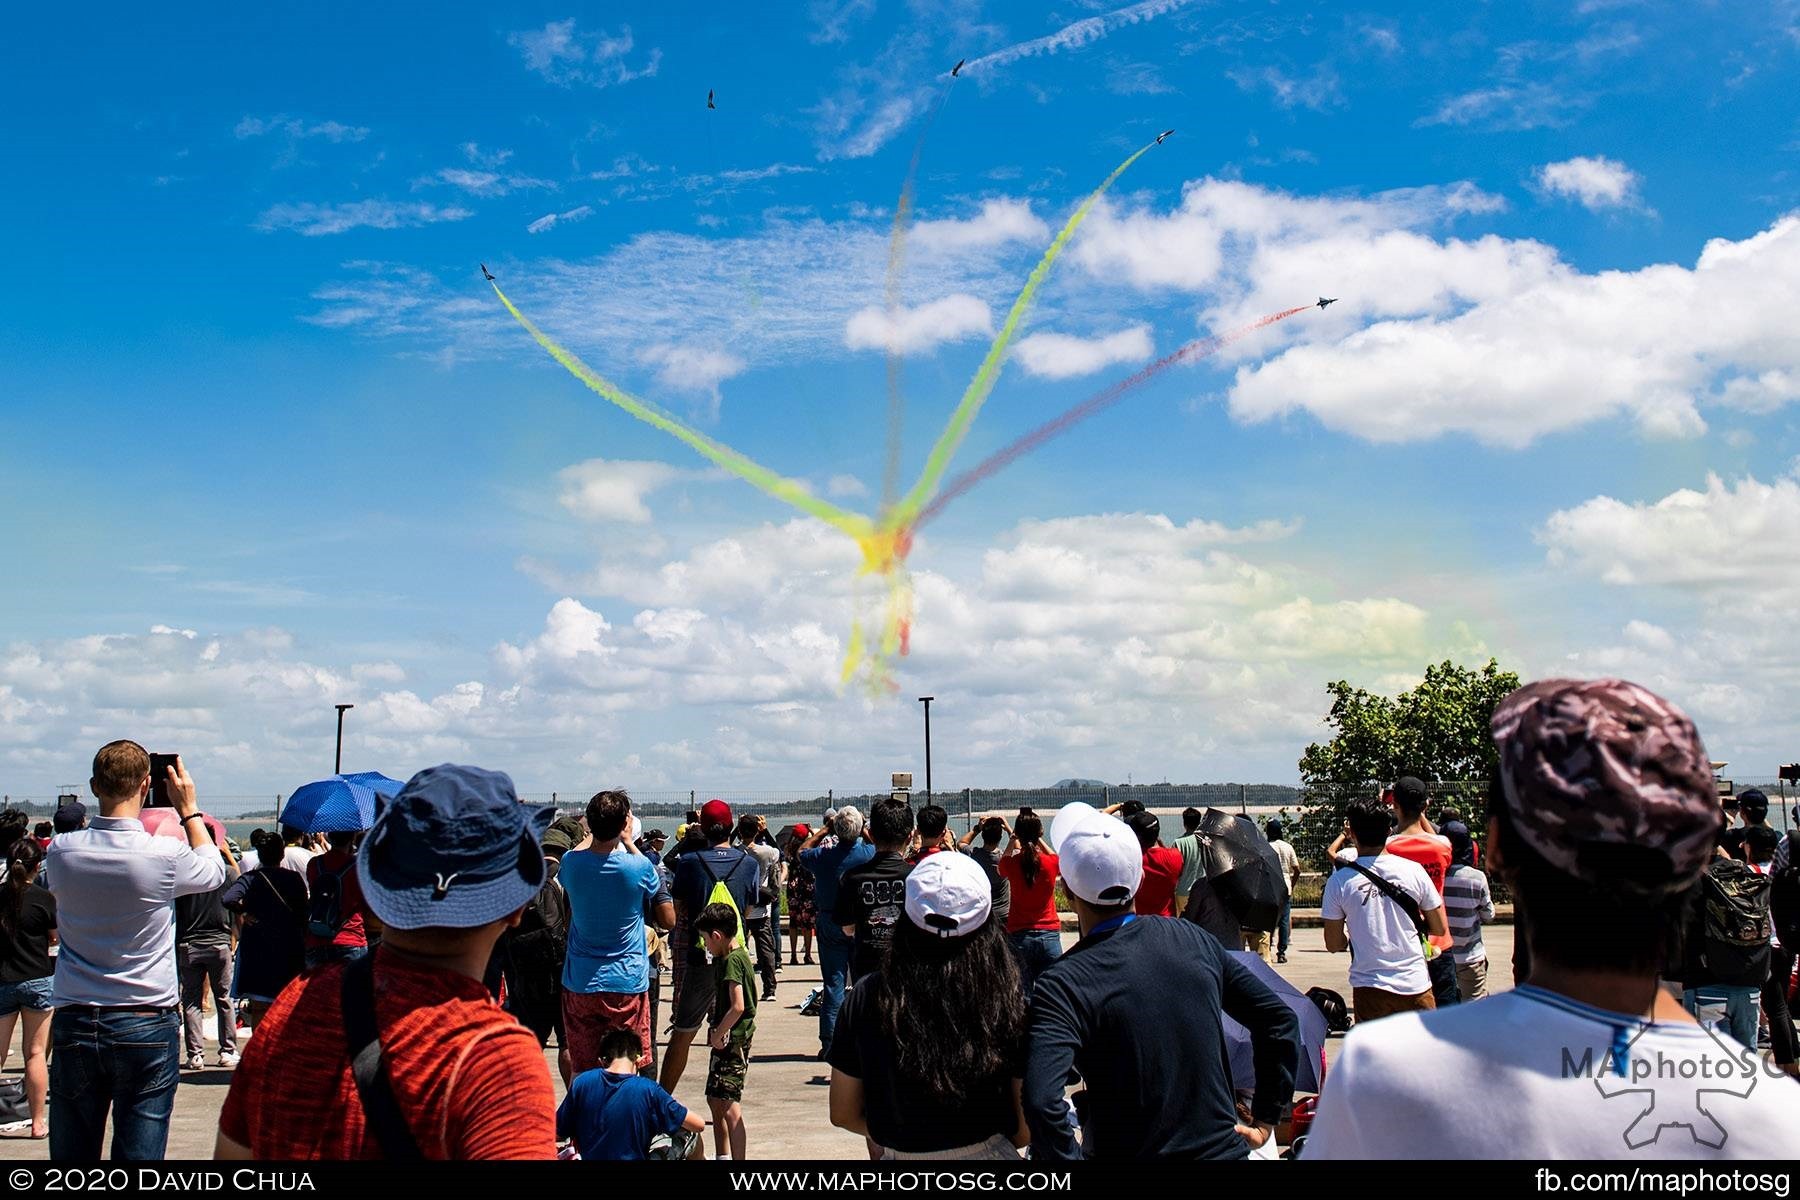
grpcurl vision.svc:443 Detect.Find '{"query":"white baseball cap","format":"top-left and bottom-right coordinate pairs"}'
top-left (904, 851), bottom-right (992, 937)
top-left (1050, 803), bottom-right (1142, 905)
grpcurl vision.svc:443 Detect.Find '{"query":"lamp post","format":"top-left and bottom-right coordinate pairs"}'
top-left (918, 696), bottom-right (934, 804)
top-left (334, 704), bottom-right (354, 774)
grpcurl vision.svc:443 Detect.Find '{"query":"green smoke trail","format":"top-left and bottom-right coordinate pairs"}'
top-left (491, 282), bottom-right (872, 541)
top-left (888, 142), bottom-right (1152, 527)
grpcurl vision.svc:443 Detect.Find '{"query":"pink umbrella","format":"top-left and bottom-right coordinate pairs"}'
top-left (138, 808), bottom-right (231, 856)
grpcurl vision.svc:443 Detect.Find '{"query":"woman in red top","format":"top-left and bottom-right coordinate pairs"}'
top-left (995, 813), bottom-right (1062, 992)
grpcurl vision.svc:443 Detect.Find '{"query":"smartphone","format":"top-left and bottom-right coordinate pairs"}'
top-left (148, 753), bottom-right (179, 807)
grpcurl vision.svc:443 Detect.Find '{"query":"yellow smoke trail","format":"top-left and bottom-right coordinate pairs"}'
top-left (491, 282), bottom-right (871, 541)
top-left (889, 142), bottom-right (1150, 528)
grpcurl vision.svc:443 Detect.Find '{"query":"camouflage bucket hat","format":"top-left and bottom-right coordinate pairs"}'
top-left (1490, 677), bottom-right (1721, 895)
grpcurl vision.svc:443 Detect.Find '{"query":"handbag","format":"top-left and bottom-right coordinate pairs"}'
top-left (0, 1078), bottom-right (28, 1125)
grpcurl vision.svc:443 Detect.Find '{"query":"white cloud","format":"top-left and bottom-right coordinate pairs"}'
top-left (527, 205), bottom-right (594, 235)
top-left (1013, 325), bottom-right (1154, 379)
top-left (1417, 84), bottom-right (1576, 130)
top-left (912, 199), bottom-right (1050, 253)
top-left (424, 167), bottom-right (556, 197)
top-left (637, 345), bottom-right (748, 416)
top-left (254, 200), bottom-right (472, 237)
top-left (234, 116), bottom-right (369, 143)
top-left (1536, 155), bottom-right (1644, 211)
top-left (1539, 468), bottom-right (1800, 588)
top-left (1227, 64), bottom-right (1343, 111)
top-left (508, 19), bottom-right (661, 88)
top-left (844, 294), bottom-right (993, 354)
top-left (556, 459), bottom-right (688, 524)
top-left (826, 474), bottom-right (868, 498)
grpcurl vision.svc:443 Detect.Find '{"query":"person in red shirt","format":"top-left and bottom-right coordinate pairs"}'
top-left (215, 764), bottom-right (558, 1160)
top-left (1121, 810), bottom-right (1184, 917)
top-left (907, 805), bottom-right (953, 864)
top-left (1380, 776), bottom-right (1459, 1007)
top-left (996, 813), bottom-right (1061, 992)
top-left (303, 830), bottom-right (371, 971)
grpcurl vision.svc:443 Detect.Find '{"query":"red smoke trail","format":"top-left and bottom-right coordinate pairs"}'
top-left (912, 305), bottom-right (1312, 529)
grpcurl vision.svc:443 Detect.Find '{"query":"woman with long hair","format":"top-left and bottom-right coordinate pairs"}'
top-left (0, 839), bottom-right (55, 1139)
top-left (221, 829), bottom-right (307, 1027)
top-left (827, 853), bottom-right (1028, 1159)
top-left (784, 825), bottom-right (816, 966)
top-left (996, 813), bottom-right (1063, 991)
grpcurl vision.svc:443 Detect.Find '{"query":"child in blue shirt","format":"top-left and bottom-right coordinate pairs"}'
top-left (556, 1029), bottom-right (703, 1160)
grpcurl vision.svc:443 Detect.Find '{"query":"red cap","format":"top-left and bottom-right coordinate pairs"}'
top-left (700, 798), bottom-right (733, 833)
top-left (792, 823), bottom-right (812, 838)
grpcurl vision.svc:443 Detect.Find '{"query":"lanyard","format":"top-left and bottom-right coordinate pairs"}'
top-left (1089, 913), bottom-right (1137, 937)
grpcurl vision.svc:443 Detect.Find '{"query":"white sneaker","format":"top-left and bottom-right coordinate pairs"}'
top-left (184, 1056), bottom-right (205, 1072)
top-left (218, 1051), bottom-right (241, 1068)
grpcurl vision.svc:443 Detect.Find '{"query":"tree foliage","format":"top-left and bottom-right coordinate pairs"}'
top-left (1294, 658), bottom-right (1522, 862)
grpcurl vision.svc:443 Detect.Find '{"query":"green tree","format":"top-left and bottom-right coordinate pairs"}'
top-left (1294, 658), bottom-right (1521, 864)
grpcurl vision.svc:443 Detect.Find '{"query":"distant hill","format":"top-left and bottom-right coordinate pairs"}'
top-left (1051, 778), bottom-right (1110, 789)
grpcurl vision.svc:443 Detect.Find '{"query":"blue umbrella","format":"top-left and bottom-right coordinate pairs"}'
top-left (1221, 950), bottom-right (1331, 1093)
top-left (280, 776), bottom-right (380, 833)
top-left (341, 771), bottom-right (405, 799)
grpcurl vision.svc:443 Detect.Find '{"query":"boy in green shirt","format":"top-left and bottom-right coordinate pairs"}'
top-left (693, 901), bottom-right (757, 1160)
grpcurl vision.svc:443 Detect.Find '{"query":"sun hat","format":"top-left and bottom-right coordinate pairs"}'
top-left (357, 764), bottom-right (555, 930)
top-left (1049, 802), bottom-right (1142, 905)
top-left (1490, 678), bottom-right (1720, 895)
top-left (904, 850), bottom-right (992, 937)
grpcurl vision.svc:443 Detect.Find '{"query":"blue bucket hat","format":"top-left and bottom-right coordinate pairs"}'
top-left (357, 764), bottom-right (555, 931)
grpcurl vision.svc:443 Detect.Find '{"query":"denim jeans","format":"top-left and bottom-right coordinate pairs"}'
top-left (1008, 930), bottom-right (1063, 995)
top-left (1685, 985), bottom-right (1761, 1050)
top-left (1277, 897), bottom-right (1293, 955)
top-left (49, 1007), bottom-right (181, 1161)
top-left (816, 921), bottom-right (853, 1052)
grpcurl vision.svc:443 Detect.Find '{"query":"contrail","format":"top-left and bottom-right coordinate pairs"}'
top-left (913, 305), bottom-right (1313, 528)
top-left (956, 0), bottom-right (1198, 76)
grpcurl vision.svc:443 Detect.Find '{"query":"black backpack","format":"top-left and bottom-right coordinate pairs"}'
top-left (1307, 986), bottom-right (1351, 1033)
top-left (306, 859), bottom-right (356, 940)
top-left (1698, 857), bottom-right (1771, 986)
top-left (511, 867), bottom-right (570, 978)
top-left (1768, 834), bottom-right (1800, 951)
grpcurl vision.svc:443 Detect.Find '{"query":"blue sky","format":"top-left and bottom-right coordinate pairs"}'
top-left (4, 1), bottom-right (1799, 807)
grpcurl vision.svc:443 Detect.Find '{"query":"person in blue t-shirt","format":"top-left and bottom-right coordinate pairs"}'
top-left (558, 1029), bottom-right (703, 1160)
top-left (796, 806), bottom-right (876, 1057)
top-left (559, 791), bottom-right (674, 1077)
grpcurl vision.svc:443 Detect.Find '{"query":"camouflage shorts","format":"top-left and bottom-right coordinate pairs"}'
top-left (705, 1031), bottom-right (753, 1101)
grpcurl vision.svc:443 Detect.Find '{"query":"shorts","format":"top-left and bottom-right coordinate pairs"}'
top-left (705, 1031), bottom-right (753, 1102)
top-left (1352, 985), bottom-right (1436, 1023)
top-left (671, 947), bottom-right (715, 1034)
top-left (562, 987), bottom-right (652, 1072)
top-left (0, 977), bottom-right (54, 1016)
top-left (511, 994), bottom-right (566, 1049)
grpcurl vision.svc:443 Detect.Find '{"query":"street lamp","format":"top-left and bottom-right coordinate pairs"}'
top-left (918, 696), bottom-right (934, 804)
top-left (334, 704), bottom-right (354, 774)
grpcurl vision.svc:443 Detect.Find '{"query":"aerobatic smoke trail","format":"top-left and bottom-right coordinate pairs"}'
top-left (881, 77), bottom-right (958, 515)
top-left (491, 281), bottom-right (872, 541)
top-left (913, 305), bottom-right (1310, 528)
top-left (891, 142), bottom-right (1155, 526)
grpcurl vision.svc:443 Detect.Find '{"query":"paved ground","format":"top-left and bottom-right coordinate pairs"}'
top-left (0, 924), bottom-right (1516, 1160)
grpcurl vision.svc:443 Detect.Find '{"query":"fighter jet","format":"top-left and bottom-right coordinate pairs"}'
top-left (1316, 296), bottom-right (1337, 309)
top-left (951, 58), bottom-right (966, 76)
top-left (481, 263), bottom-right (496, 282)
top-left (707, 89), bottom-right (716, 110)
top-left (1156, 129), bottom-right (1174, 144)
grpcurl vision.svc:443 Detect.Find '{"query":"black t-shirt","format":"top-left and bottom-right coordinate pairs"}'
top-left (965, 846), bottom-right (1011, 925)
top-left (827, 969), bottom-right (1023, 1153)
top-left (0, 884), bottom-right (56, 983)
top-left (834, 851), bottom-right (913, 979)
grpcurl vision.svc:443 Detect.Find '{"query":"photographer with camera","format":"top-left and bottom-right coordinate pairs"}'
top-left (46, 741), bottom-right (227, 1161)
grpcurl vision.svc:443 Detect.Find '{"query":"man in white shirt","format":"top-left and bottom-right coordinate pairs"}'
top-left (1307, 678), bottom-right (1800, 1159)
top-left (1321, 795), bottom-right (1447, 1021)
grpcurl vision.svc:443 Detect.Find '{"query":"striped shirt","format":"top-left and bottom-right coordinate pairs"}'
top-left (1441, 864), bottom-right (1494, 965)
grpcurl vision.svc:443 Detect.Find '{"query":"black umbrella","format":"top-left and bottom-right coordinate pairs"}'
top-left (1220, 950), bottom-right (1331, 1093)
top-left (1195, 808), bottom-right (1285, 933)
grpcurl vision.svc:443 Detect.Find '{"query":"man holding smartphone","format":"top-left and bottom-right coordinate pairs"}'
top-left (45, 741), bottom-right (228, 1161)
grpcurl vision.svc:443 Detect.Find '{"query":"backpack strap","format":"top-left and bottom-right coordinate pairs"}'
top-left (342, 954), bottom-right (425, 1161)
top-left (1345, 860), bottom-right (1430, 938)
